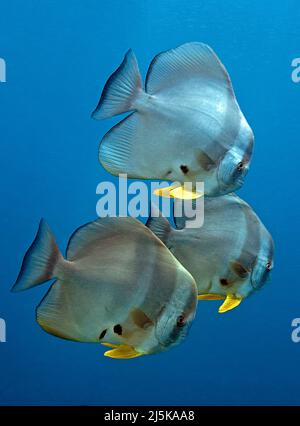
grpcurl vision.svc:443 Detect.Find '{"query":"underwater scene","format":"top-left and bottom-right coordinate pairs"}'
top-left (0, 0), bottom-right (300, 406)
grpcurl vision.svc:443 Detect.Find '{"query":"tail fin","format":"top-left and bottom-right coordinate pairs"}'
top-left (92, 49), bottom-right (142, 120)
top-left (12, 220), bottom-right (63, 292)
top-left (146, 204), bottom-right (172, 246)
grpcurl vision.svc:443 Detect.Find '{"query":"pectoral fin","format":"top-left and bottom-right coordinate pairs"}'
top-left (218, 294), bottom-right (242, 313)
top-left (104, 344), bottom-right (143, 359)
top-left (198, 294), bottom-right (225, 300)
top-left (154, 184), bottom-right (202, 200)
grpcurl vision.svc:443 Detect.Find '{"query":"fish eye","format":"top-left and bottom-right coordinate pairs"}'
top-left (236, 161), bottom-right (244, 172)
top-left (266, 261), bottom-right (272, 271)
top-left (176, 314), bottom-right (186, 328)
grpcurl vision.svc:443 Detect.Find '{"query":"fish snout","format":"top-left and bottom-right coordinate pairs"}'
top-left (251, 258), bottom-right (274, 290)
top-left (217, 153), bottom-right (250, 194)
top-left (155, 309), bottom-right (194, 349)
top-left (250, 232), bottom-right (274, 290)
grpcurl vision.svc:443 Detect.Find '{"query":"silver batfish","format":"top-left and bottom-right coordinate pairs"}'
top-left (147, 195), bottom-right (274, 313)
top-left (93, 42), bottom-right (254, 199)
top-left (12, 217), bottom-right (198, 358)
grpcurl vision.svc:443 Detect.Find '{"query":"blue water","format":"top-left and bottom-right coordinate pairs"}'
top-left (0, 0), bottom-right (299, 406)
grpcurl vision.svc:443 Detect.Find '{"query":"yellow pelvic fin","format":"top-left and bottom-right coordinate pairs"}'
top-left (218, 294), bottom-right (243, 314)
top-left (153, 184), bottom-right (202, 200)
top-left (101, 342), bottom-right (118, 348)
top-left (153, 184), bottom-right (181, 198)
top-left (104, 344), bottom-right (143, 359)
top-left (169, 186), bottom-right (202, 200)
top-left (198, 294), bottom-right (225, 301)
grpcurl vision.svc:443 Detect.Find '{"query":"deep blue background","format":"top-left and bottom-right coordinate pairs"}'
top-left (0, 0), bottom-right (299, 405)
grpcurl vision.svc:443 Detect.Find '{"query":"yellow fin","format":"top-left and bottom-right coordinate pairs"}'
top-left (104, 344), bottom-right (143, 359)
top-left (198, 294), bottom-right (225, 300)
top-left (170, 186), bottom-right (202, 200)
top-left (218, 294), bottom-right (242, 314)
top-left (101, 342), bottom-right (118, 348)
top-left (153, 184), bottom-right (202, 200)
top-left (153, 184), bottom-right (181, 198)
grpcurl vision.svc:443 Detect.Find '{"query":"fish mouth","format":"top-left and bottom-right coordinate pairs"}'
top-left (250, 269), bottom-right (271, 290)
top-left (217, 170), bottom-right (246, 195)
top-left (234, 176), bottom-right (245, 190)
top-left (249, 269), bottom-right (264, 290)
top-left (250, 275), bottom-right (261, 290)
top-left (155, 316), bottom-right (173, 347)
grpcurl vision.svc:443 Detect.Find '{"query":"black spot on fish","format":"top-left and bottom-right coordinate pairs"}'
top-left (180, 165), bottom-right (189, 174)
top-left (220, 278), bottom-right (229, 286)
top-left (113, 324), bottom-right (123, 335)
top-left (163, 170), bottom-right (173, 179)
top-left (99, 329), bottom-right (107, 340)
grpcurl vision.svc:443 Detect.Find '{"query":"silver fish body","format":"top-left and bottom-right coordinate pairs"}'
top-left (93, 42), bottom-right (254, 196)
top-left (146, 194), bottom-right (274, 311)
top-left (12, 217), bottom-right (198, 357)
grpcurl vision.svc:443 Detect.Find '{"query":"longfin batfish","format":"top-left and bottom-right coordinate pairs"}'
top-left (12, 217), bottom-right (198, 358)
top-left (93, 43), bottom-right (254, 198)
top-left (147, 194), bottom-right (274, 313)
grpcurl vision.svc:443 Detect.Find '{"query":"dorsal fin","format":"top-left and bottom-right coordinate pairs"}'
top-left (145, 42), bottom-right (233, 95)
top-left (66, 217), bottom-right (148, 260)
top-left (92, 49), bottom-right (142, 120)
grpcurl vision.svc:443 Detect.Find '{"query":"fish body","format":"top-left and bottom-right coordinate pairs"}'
top-left (146, 194), bottom-right (274, 313)
top-left (12, 218), bottom-right (198, 358)
top-left (93, 42), bottom-right (254, 197)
